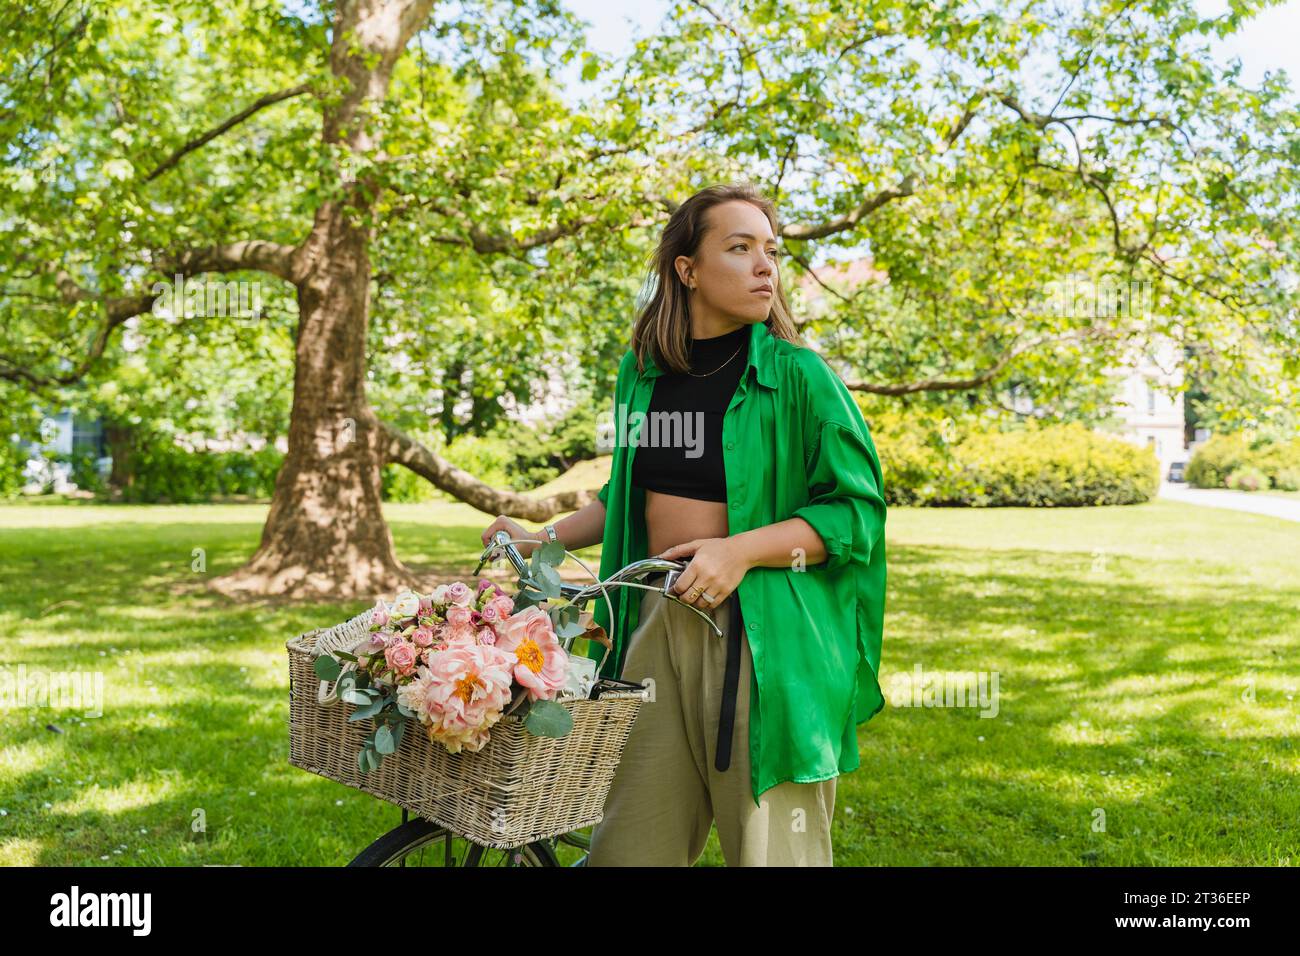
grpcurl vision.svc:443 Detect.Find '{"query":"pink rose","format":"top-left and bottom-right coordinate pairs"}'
top-left (476, 626), bottom-right (497, 646)
top-left (478, 603), bottom-right (502, 625)
top-left (446, 581), bottom-right (473, 607)
top-left (384, 640), bottom-right (419, 678)
top-left (446, 606), bottom-right (473, 626)
top-left (370, 600), bottom-right (390, 628)
top-left (488, 595), bottom-right (515, 620)
top-left (411, 625), bottom-right (435, 647)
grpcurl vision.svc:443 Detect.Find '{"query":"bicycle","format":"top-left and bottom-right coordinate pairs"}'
top-left (345, 530), bottom-right (723, 867)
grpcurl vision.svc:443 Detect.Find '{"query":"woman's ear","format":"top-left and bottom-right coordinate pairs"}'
top-left (674, 255), bottom-right (695, 289)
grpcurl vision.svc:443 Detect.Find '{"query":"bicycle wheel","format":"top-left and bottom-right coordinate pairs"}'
top-left (347, 818), bottom-right (560, 867)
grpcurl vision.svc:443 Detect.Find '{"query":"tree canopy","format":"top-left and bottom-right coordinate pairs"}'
top-left (2, 0), bottom-right (1297, 597)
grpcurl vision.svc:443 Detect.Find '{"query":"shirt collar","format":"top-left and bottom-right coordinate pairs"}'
top-left (639, 320), bottom-right (778, 389)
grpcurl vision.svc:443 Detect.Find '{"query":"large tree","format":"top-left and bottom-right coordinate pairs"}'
top-left (3, 0), bottom-right (1296, 599)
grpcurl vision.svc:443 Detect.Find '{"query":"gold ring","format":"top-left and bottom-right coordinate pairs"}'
top-left (688, 586), bottom-right (703, 599)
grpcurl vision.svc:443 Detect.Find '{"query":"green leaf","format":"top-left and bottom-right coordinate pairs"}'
top-left (375, 723), bottom-right (395, 754)
top-left (313, 655), bottom-right (341, 681)
top-left (538, 540), bottom-right (566, 566)
top-left (348, 698), bottom-right (385, 721)
top-left (524, 699), bottom-right (573, 738)
top-left (536, 563), bottom-right (563, 598)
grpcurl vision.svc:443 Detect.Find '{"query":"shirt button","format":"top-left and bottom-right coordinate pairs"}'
top-left (726, 441), bottom-right (735, 450)
top-left (748, 623), bottom-right (757, 631)
top-left (729, 502), bottom-right (739, 510)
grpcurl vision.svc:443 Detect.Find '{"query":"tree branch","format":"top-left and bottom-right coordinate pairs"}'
top-left (154, 241), bottom-right (299, 282)
top-left (379, 420), bottom-right (600, 520)
top-left (1, 240), bottom-right (299, 388)
top-left (841, 326), bottom-right (1112, 395)
top-left (144, 83), bottom-right (314, 183)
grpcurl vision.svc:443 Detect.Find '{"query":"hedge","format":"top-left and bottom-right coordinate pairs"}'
top-left (1186, 433), bottom-right (1300, 491)
top-left (874, 418), bottom-right (1160, 507)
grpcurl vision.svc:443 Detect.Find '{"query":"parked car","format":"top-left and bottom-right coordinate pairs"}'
top-left (1167, 460), bottom-right (1187, 482)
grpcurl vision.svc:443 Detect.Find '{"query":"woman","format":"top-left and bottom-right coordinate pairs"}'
top-left (480, 182), bottom-right (887, 867)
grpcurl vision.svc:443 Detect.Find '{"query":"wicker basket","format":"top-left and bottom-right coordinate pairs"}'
top-left (286, 608), bottom-right (647, 850)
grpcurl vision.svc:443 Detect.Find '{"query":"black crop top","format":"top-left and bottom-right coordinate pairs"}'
top-left (630, 323), bottom-right (749, 502)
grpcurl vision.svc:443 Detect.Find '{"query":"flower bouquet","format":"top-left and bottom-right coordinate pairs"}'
top-left (287, 539), bottom-right (641, 849)
top-left (311, 545), bottom-right (600, 774)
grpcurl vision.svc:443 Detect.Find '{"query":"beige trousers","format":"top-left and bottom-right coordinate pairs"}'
top-left (587, 583), bottom-right (836, 867)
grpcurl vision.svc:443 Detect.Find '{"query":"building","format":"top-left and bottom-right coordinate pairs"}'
top-left (1103, 337), bottom-right (1205, 475)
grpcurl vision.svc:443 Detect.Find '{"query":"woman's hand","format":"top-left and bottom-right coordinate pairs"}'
top-left (657, 537), bottom-right (753, 610)
top-left (480, 515), bottom-right (544, 555)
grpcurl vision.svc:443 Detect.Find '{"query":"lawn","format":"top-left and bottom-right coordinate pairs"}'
top-left (1, 497), bottom-right (1297, 866)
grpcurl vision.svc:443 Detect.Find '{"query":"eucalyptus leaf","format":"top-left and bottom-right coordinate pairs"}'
top-left (536, 563), bottom-right (563, 598)
top-left (524, 699), bottom-right (574, 738)
top-left (313, 655), bottom-right (342, 681)
top-left (348, 698), bottom-right (385, 721)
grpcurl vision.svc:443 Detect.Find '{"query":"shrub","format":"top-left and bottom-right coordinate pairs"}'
top-left (118, 441), bottom-right (283, 503)
top-left (870, 415), bottom-right (1159, 507)
top-left (1225, 466), bottom-right (1267, 492)
top-left (1274, 467), bottom-right (1300, 492)
top-left (1185, 433), bottom-right (1251, 488)
top-left (1187, 433), bottom-right (1300, 490)
top-left (0, 439), bottom-right (27, 498)
top-left (381, 463), bottom-right (446, 503)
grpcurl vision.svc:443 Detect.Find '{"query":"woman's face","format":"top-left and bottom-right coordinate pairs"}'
top-left (676, 200), bottom-right (780, 324)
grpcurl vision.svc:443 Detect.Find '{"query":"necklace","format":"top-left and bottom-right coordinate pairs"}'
top-left (687, 339), bottom-right (745, 377)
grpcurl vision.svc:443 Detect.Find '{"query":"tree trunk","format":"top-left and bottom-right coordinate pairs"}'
top-left (211, 203), bottom-right (415, 601)
top-left (211, 0), bottom-right (436, 601)
top-left (104, 422), bottom-right (134, 498)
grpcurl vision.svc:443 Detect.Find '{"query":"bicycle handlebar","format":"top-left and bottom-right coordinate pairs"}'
top-left (474, 530), bottom-right (724, 639)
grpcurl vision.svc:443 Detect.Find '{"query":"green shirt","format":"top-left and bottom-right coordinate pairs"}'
top-left (588, 319), bottom-right (888, 806)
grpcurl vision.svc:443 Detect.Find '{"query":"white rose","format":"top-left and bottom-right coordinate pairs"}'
top-left (390, 590), bottom-right (421, 618)
top-left (431, 584), bottom-right (450, 605)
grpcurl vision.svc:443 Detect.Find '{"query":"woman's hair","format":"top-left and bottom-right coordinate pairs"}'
top-left (630, 182), bottom-right (804, 375)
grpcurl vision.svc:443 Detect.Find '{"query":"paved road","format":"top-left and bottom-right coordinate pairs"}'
top-left (1158, 481), bottom-right (1300, 524)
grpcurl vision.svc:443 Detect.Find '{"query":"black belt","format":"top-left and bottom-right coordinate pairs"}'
top-left (635, 572), bottom-right (741, 773)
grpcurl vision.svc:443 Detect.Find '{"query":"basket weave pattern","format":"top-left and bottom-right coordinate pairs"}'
top-left (287, 608), bottom-right (644, 850)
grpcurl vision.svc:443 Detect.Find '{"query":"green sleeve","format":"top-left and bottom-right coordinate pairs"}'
top-left (791, 421), bottom-right (887, 571)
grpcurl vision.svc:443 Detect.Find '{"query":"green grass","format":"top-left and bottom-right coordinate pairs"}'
top-left (1, 498), bottom-right (1297, 866)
